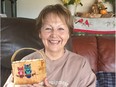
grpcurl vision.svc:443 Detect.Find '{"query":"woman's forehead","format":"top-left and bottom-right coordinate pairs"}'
top-left (43, 13), bottom-right (66, 23)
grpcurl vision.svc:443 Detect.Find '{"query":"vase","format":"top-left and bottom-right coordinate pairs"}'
top-left (67, 4), bottom-right (76, 16)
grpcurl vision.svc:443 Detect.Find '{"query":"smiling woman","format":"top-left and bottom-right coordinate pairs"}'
top-left (4, 4), bottom-right (96, 87)
top-left (40, 13), bottom-right (70, 59)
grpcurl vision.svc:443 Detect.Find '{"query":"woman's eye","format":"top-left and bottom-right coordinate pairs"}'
top-left (58, 28), bottom-right (64, 30)
top-left (45, 28), bottom-right (52, 30)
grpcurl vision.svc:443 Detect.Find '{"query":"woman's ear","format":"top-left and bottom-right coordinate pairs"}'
top-left (39, 33), bottom-right (41, 38)
top-left (67, 33), bottom-right (70, 40)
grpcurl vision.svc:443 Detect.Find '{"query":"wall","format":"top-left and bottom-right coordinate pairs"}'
top-left (17, 0), bottom-right (61, 19)
top-left (76, 0), bottom-right (95, 12)
top-left (17, 0), bottom-right (95, 19)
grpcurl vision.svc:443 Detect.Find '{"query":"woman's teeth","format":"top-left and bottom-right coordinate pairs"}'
top-left (49, 40), bottom-right (60, 44)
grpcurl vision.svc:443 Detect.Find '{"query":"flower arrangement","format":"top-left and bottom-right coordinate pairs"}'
top-left (61, 0), bottom-right (83, 6)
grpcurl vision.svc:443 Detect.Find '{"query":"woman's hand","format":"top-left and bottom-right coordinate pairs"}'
top-left (32, 78), bottom-right (53, 87)
top-left (44, 78), bottom-right (53, 87)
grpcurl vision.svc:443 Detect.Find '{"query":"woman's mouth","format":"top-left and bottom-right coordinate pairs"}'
top-left (49, 40), bottom-right (60, 45)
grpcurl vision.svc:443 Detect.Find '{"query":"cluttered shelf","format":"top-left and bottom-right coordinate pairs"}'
top-left (73, 17), bottom-right (115, 36)
top-left (71, 0), bottom-right (115, 36)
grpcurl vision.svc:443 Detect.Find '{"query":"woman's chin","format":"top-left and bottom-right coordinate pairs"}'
top-left (49, 48), bottom-right (60, 52)
top-left (47, 47), bottom-right (62, 52)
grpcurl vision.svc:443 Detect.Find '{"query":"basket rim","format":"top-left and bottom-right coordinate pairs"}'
top-left (12, 59), bottom-right (44, 63)
top-left (11, 48), bottom-right (45, 62)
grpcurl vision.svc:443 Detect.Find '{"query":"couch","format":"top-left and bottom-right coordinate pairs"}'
top-left (1, 17), bottom-right (115, 87)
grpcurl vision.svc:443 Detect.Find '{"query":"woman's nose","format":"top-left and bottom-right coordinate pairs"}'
top-left (50, 29), bottom-right (58, 37)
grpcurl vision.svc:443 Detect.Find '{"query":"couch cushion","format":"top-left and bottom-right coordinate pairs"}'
top-left (96, 71), bottom-right (115, 87)
top-left (1, 17), bottom-right (44, 69)
top-left (71, 36), bottom-right (98, 72)
top-left (97, 37), bottom-right (115, 72)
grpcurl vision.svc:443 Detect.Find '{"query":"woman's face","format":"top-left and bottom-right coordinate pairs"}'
top-left (39, 13), bottom-right (69, 53)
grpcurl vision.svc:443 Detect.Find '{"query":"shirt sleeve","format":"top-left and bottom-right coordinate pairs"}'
top-left (3, 74), bottom-right (14, 87)
top-left (78, 58), bottom-right (96, 87)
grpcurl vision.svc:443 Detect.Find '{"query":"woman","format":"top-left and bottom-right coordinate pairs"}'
top-left (4, 4), bottom-right (96, 87)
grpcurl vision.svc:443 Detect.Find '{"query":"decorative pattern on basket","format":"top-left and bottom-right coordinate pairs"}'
top-left (11, 48), bottom-right (46, 85)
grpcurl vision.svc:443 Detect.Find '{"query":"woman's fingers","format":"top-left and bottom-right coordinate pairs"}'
top-left (44, 78), bottom-right (52, 87)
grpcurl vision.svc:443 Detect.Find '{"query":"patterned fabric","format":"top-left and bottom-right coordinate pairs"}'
top-left (74, 17), bottom-right (115, 33)
top-left (96, 71), bottom-right (115, 87)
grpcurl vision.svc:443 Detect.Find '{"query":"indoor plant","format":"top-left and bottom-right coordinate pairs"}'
top-left (61, 0), bottom-right (83, 6)
top-left (61, 0), bottom-right (83, 15)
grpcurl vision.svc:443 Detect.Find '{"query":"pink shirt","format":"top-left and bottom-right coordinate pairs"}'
top-left (22, 49), bottom-right (96, 87)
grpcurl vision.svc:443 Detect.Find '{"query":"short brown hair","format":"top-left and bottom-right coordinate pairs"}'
top-left (36, 4), bottom-right (73, 36)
